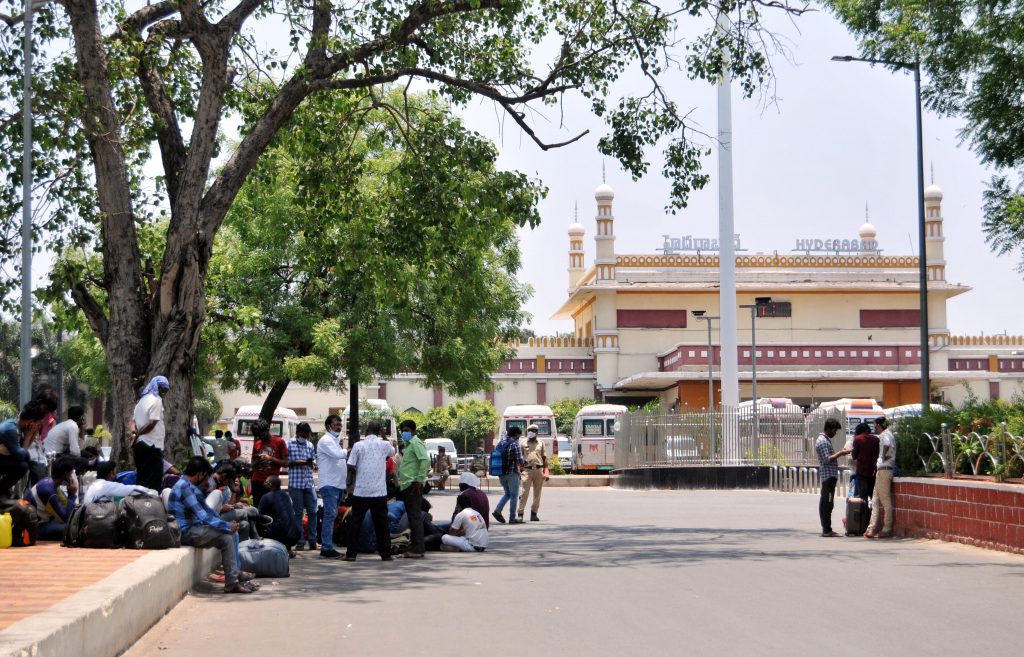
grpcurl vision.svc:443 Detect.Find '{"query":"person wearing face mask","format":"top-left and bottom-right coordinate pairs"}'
top-left (396, 419), bottom-right (431, 559)
top-left (517, 424), bottom-right (549, 522)
top-left (286, 422), bottom-right (318, 552)
top-left (317, 414), bottom-right (348, 559)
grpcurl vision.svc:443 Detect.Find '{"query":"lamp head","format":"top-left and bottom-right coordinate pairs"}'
top-left (691, 310), bottom-right (706, 318)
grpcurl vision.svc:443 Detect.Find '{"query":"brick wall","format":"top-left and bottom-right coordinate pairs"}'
top-left (893, 478), bottom-right (1024, 554)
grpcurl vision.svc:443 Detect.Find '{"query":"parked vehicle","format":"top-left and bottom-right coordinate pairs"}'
top-left (499, 404), bottom-right (558, 456)
top-left (571, 404), bottom-right (627, 472)
top-left (806, 398), bottom-right (885, 456)
top-left (884, 403), bottom-right (925, 420)
top-left (556, 434), bottom-right (574, 471)
top-left (424, 437), bottom-right (459, 475)
top-left (341, 399), bottom-right (394, 443)
top-left (230, 406), bottom-right (300, 462)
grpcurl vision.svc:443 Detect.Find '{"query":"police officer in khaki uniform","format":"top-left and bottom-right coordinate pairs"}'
top-left (517, 424), bottom-right (549, 522)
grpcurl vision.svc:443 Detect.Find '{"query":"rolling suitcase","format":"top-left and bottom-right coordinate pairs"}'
top-left (845, 497), bottom-right (870, 536)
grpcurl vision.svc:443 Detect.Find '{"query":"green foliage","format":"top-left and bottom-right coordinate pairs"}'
top-left (824, 0), bottom-right (1024, 271)
top-left (550, 397), bottom-right (598, 435)
top-left (446, 400), bottom-right (499, 455)
top-left (743, 444), bottom-right (788, 467)
top-left (548, 455), bottom-right (566, 476)
top-left (0, 399), bottom-right (15, 419)
top-left (208, 89), bottom-right (538, 403)
top-left (419, 407), bottom-right (454, 441)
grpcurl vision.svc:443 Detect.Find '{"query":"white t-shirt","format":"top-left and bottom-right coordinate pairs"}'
top-left (347, 434), bottom-right (395, 498)
top-left (316, 431), bottom-right (349, 490)
top-left (877, 429), bottom-right (896, 469)
top-left (44, 419), bottom-right (81, 456)
top-left (451, 507), bottom-right (488, 548)
top-left (133, 394), bottom-right (166, 450)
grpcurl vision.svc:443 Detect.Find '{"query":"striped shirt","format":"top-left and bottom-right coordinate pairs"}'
top-left (287, 438), bottom-right (315, 489)
top-left (815, 434), bottom-right (839, 481)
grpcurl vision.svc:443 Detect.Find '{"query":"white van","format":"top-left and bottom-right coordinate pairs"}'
top-left (341, 399), bottom-right (395, 443)
top-left (572, 403), bottom-right (627, 473)
top-left (230, 406), bottom-right (300, 462)
top-left (500, 404), bottom-right (559, 458)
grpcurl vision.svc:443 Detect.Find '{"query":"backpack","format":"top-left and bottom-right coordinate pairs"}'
top-left (120, 493), bottom-right (181, 549)
top-left (238, 538), bottom-right (290, 578)
top-left (65, 499), bottom-right (123, 549)
top-left (9, 501), bottom-right (38, 547)
top-left (489, 445), bottom-right (504, 476)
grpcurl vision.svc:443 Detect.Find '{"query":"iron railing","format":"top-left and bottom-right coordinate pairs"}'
top-left (768, 465), bottom-right (852, 496)
top-left (615, 406), bottom-right (846, 468)
top-left (914, 423), bottom-right (1024, 479)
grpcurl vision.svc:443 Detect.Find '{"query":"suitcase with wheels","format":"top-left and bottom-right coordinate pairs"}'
top-left (845, 497), bottom-right (870, 536)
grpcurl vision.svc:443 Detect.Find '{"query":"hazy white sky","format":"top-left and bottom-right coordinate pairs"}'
top-left (455, 7), bottom-right (1024, 338)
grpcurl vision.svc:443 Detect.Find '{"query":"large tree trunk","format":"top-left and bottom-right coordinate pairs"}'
top-left (260, 379), bottom-right (291, 423)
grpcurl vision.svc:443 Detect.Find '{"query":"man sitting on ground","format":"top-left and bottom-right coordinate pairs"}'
top-left (168, 456), bottom-right (253, 594)
top-left (453, 472), bottom-right (489, 528)
top-left (83, 461), bottom-right (156, 504)
top-left (257, 475), bottom-right (301, 555)
top-left (432, 446), bottom-right (452, 490)
top-left (24, 456), bottom-right (78, 540)
top-left (442, 502), bottom-right (489, 553)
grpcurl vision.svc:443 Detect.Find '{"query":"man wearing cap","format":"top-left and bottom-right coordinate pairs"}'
top-left (453, 472), bottom-right (489, 528)
top-left (517, 424), bottom-right (548, 522)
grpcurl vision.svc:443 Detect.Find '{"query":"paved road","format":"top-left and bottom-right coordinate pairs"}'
top-left (126, 487), bottom-right (1022, 657)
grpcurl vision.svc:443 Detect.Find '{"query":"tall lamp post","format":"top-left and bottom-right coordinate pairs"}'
top-left (692, 311), bottom-right (719, 462)
top-left (832, 55), bottom-right (930, 410)
top-left (739, 297), bottom-right (771, 441)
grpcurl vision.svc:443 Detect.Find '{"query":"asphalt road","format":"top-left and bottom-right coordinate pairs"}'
top-left (125, 487), bottom-right (1023, 657)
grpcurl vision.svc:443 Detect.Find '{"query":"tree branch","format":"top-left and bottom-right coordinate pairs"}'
top-left (219, 0), bottom-right (265, 34)
top-left (0, 0), bottom-right (56, 28)
top-left (69, 281), bottom-right (109, 344)
top-left (137, 33), bottom-right (187, 209)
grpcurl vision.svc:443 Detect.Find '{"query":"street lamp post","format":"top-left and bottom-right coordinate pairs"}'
top-left (832, 55), bottom-right (930, 410)
top-left (692, 311), bottom-right (719, 462)
top-left (20, 0), bottom-right (34, 408)
top-left (739, 297), bottom-right (771, 442)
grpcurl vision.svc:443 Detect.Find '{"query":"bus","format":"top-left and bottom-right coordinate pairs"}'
top-left (499, 405), bottom-right (559, 457)
top-left (230, 406), bottom-right (300, 462)
top-left (571, 404), bottom-right (627, 472)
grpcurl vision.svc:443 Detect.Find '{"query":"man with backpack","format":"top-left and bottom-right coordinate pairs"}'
top-left (169, 457), bottom-right (253, 594)
top-left (491, 426), bottom-right (525, 525)
top-left (396, 418), bottom-right (430, 559)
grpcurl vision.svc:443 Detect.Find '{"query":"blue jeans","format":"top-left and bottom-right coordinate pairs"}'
top-left (288, 486), bottom-right (318, 544)
top-left (319, 485), bottom-right (343, 551)
top-left (496, 473), bottom-right (521, 518)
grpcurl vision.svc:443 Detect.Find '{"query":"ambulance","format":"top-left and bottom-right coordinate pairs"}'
top-left (571, 403), bottom-right (628, 472)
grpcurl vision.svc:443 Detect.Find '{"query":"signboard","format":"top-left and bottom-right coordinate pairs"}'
top-left (658, 234), bottom-right (745, 254)
top-left (794, 238), bottom-right (879, 254)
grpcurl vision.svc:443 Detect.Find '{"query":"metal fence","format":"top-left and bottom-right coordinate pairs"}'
top-left (615, 406), bottom-right (846, 468)
top-left (914, 424), bottom-right (1024, 478)
top-left (768, 466), bottom-right (852, 496)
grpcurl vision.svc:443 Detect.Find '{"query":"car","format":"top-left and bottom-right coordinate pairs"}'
top-left (424, 437), bottom-right (459, 475)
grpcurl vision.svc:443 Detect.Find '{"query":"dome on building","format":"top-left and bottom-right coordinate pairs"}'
top-left (924, 184), bottom-right (943, 201)
top-left (568, 222), bottom-right (585, 235)
top-left (859, 221), bottom-right (877, 240)
top-left (594, 183), bottom-right (615, 201)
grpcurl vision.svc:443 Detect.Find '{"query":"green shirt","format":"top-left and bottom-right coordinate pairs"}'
top-left (398, 436), bottom-right (431, 490)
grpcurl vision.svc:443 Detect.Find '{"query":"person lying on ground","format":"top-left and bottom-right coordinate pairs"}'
top-left (83, 461), bottom-right (157, 504)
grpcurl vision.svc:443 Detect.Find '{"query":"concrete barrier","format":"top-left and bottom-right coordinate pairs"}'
top-left (0, 547), bottom-right (219, 657)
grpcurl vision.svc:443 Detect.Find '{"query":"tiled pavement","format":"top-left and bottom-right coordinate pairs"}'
top-left (0, 543), bottom-right (143, 631)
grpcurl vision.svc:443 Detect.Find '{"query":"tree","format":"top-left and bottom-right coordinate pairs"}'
top-left (419, 406), bottom-right (453, 441)
top-left (206, 89), bottom-right (538, 423)
top-left (550, 396), bottom-right (598, 434)
top-left (0, 0), bottom-right (806, 462)
top-left (447, 399), bottom-right (499, 454)
top-left (824, 0), bottom-right (1024, 270)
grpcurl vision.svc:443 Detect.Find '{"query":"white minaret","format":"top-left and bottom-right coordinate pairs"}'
top-left (592, 173), bottom-right (620, 392)
top-left (924, 181), bottom-right (949, 349)
top-left (568, 203), bottom-right (585, 290)
top-left (859, 203), bottom-right (877, 255)
top-left (594, 178), bottom-right (616, 284)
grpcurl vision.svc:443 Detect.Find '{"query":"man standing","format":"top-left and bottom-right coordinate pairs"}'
top-left (287, 422), bottom-right (318, 551)
top-left (43, 406), bottom-right (86, 457)
top-left (169, 457), bottom-right (252, 594)
top-left (517, 424), bottom-right (548, 522)
top-left (344, 420), bottom-right (395, 562)
top-left (492, 426), bottom-right (525, 525)
top-left (397, 419), bottom-right (430, 559)
top-left (317, 414), bottom-right (348, 559)
top-left (204, 430), bottom-right (233, 462)
top-left (251, 419), bottom-right (288, 506)
top-left (131, 376), bottom-right (169, 491)
top-left (815, 418), bottom-right (843, 537)
top-left (866, 417), bottom-right (897, 539)
top-left (225, 430), bottom-right (241, 460)
top-left (850, 422), bottom-right (880, 502)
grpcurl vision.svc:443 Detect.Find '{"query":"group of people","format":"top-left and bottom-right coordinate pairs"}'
top-left (490, 424), bottom-right (549, 524)
top-left (815, 416), bottom-right (896, 538)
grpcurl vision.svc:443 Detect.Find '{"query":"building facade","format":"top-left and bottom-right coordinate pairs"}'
top-left (217, 180), bottom-right (1024, 429)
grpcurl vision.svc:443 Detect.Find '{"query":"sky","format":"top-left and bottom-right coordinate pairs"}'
top-left (452, 7), bottom-right (1024, 338)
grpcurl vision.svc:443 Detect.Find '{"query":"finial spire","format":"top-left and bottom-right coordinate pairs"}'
top-left (865, 201), bottom-right (869, 221)
top-left (574, 200), bottom-right (578, 222)
top-left (930, 161), bottom-right (934, 184)
top-left (602, 161), bottom-right (606, 184)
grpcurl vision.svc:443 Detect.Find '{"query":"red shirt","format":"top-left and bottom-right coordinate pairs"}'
top-left (851, 433), bottom-right (880, 478)
top-left (252, 436), bottom-right (288, 482)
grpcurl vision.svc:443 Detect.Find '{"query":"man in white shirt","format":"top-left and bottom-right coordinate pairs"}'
top-left (44, 406), bottom-right (86, 457)
top-left (83, 462), bottom-right (157, 504)
top-left (317, 414), bottom-right (348, 559)
top-left (343, 420), bottom-right (395, 561)
top-left (130, 376), bottom-right (169, 491)
top-left (866, 416), bottom-right (897, 538)
top-left (442, 507), bottom-right (489, 552)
